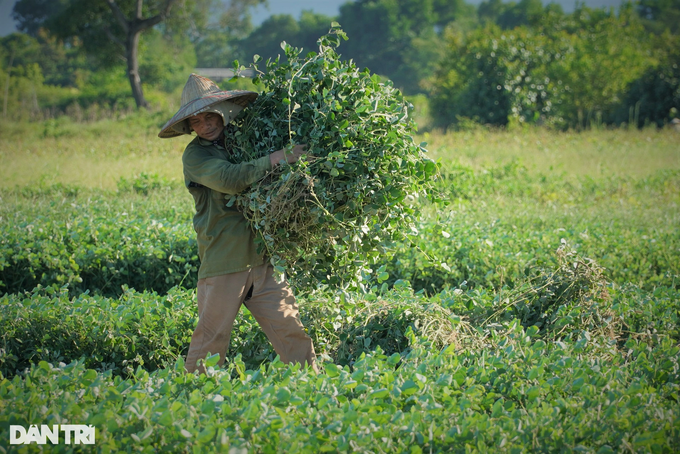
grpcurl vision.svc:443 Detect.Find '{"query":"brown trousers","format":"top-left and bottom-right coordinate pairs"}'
top-left (185, 263), bottom-right (317, 374)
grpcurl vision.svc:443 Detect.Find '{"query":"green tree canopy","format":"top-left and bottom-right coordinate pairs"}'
top-left (191, 0), bottom-right (264, 68)
top-left (430, 5), bottom-right (654, 129)
top-left (11, 0), bottom-right (261, 109)
top-left (613, 33), bottom-right (680, 126)
top-left (337, 0), bottom-right (477, 94)
top-left (637, 0), bottom-right (680, 35)
top-left (13, 0), bottom-right (186, 108)
top-left (236, 11), bottom-right (334, 66)
top-left (478, 0), bottom-right (565, 28)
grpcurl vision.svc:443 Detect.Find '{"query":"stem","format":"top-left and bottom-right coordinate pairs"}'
top-left (286, 53), bottom-right (317, 145)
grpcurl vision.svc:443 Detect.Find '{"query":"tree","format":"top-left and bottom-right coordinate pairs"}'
top-left (12, 0), bottom-right (266, 109)
top-left (478, 0), bottom-right (507, 25)
top-left (343, 0), bottom-right (435, 90)
top-left (429, 6), bottom-right (655, 130)
top-left (102, 0), bottom-right (180, 108)
top-left (13, 0), bottom-right (184, 109)
top-left (496, 0), bottom-right (546, 29)
top-left (236, 11), bottom-right (335, 66)
top-left (238, 14), bottom-right (300, 63)
top-left (429, 25), bottom-right (569, 128)
top-left (637, 0), bottom-right (680, 35)
top-left (613, 33), bottom-right (680, 127)
top-left (559, 5), bottom-right (653, 127)
top-left (337, 0), bottom-right (476, 94)
top-left (191, 0), bottom-right (264, 68)
top-left (433, 0), bottom-right (476, 28)
top-left (477, 0), bottom-right (564, 29)
top-left (0, 33), bottom-right (50, 119)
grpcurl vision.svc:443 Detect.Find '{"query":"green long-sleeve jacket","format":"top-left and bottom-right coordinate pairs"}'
top-left (182, 134), bottom-right (272, 279)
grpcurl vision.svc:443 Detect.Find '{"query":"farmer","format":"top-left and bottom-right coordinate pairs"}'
top-left (159, 73), bottom-right (318, 374)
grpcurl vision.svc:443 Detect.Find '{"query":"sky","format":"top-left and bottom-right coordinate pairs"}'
top-left (0, 0), bottom-right (629, 37)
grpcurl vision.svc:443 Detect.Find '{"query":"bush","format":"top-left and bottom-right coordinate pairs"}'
top-left (613, 35), bottom-right (680, 127)
top-left (430, 10), bottom-right (654, 130)
top-left (430, 25), bottom-right (572, 129)
top-left (0, 286), bottom-right (196, 378)
top-left (0, 283), bottom-right (458, 378)
top-left (0, 188), bottom-right (198, 296)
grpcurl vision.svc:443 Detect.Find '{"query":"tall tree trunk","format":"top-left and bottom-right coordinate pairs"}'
top-left (126, 31), bottom-right (148, 109)
top-left (3, 50), bottom-right (15, 118)
top-left (105, 0), bottom-right (178, 110)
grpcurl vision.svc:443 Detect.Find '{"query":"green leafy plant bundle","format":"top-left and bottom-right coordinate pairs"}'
top-left (226, 24), bottom-right (438, 291)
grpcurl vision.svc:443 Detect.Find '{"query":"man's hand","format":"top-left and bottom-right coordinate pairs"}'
top-left (269, 144), bottom-right (307, 168)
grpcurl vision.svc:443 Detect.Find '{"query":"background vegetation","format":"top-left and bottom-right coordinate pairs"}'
top-left (1, 0), bottom-right (679, 130)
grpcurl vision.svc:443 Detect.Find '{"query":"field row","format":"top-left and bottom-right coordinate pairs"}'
top-left (2, 254), bottom-right (678, 451)
top-left (1, 164), bottom-right (678, 297)
top-left (2, 315), bottom-right (678, 453)
top-left (2, 265), bottom-right (678, 378)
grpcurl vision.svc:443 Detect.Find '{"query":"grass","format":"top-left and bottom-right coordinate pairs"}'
top-left (2, 116), bottom-right (679, 190)
top-left (0, 114), bottom-right (187, 190)
top-left (423, 126), bottom-right (680, 178)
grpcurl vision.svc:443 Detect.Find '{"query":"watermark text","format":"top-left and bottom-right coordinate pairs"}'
top-left (10, 425), bottom-right (95, 445)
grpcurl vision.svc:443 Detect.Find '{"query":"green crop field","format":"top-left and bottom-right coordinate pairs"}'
top-left (0, 117), bottom-right (679, 453)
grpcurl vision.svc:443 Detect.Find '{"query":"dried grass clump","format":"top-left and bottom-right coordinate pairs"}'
top-left (447, 241), bottom-right (619, 347)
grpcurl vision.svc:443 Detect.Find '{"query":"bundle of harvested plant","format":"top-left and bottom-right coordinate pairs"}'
top-left (226, 24), bottom-right (438, 291)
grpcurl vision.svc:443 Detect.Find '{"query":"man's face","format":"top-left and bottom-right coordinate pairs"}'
top-left (189, 112), bottom-right (223, 141)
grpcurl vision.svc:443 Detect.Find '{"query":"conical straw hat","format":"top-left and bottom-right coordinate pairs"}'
top-left (159, 73), bottom-right (257, 138)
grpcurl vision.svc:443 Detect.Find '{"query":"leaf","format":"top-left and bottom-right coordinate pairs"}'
top-left (204, 353), bottom-right (220, 368)
top-left (276, 387), bottom-right (291, 403)
top-left (401, 380), bottom-right (419, 396)
top-left (369, 388), bottom-right (389, 399)
top-left (571, 378), bottom-right (585, 391)
top-left (157, 411), bottom-right (174, 427)
top-left (491, 399), bottom-right (503, 417)
top-left (387, 353), bottom-right (401, 365)
top-left (526, 386), bottom-right (540, 400)
top-left (528, 367), bottom-right (540, 380)
top-left (355, 384), bottom-right (369, 393)
top-left (424, 160), bottom-right (437, 176)
top-left (343, 380), bottom-right (358, 389)
top-left (197, 426), bottom-right (216, 443)
top-left (324, 363), bottom-right (340, 378)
